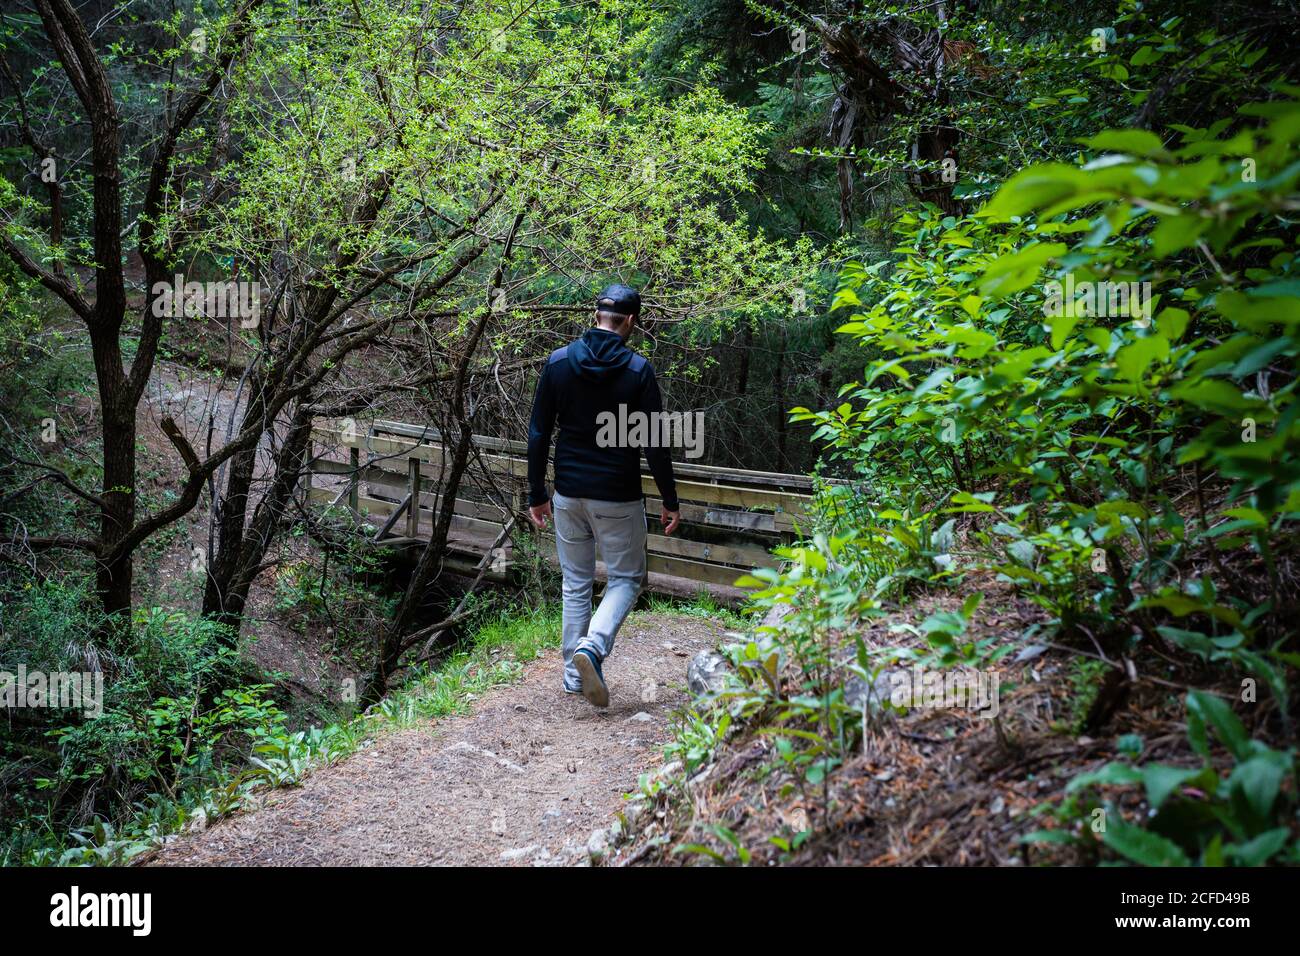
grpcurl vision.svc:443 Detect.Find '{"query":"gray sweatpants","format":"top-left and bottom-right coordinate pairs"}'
top-left (551, 492), bottom-right (647, 691)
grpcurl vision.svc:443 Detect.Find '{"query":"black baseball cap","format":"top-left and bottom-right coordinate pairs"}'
top-left (595, 283), bottom-right (641, 318)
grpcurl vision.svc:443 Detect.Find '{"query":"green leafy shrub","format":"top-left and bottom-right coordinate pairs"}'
top-left (806, 87), bottom-right (1299, 656)
top-left (1, 576), bottom-right (272, 861)
top-left (787, 86), bottom-right (1299, 862)
top-left (273, 544), bottom-right (397, 669)
top-left (1033, 691), bottom-right (1298, 865)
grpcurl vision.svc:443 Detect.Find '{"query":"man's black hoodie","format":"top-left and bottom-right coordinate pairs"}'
top-left (527, 327), bottom-right (679, 511)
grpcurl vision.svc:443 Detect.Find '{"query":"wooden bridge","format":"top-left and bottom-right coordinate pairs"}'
top-left (305, 420), bottom-right (819, 600)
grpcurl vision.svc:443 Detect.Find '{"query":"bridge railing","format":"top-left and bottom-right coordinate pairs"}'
top-left (304, 419), bottom-right (821, 592)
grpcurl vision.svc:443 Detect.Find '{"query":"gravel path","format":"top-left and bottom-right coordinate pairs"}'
top-left (144, 612), bottom-right (723, 866)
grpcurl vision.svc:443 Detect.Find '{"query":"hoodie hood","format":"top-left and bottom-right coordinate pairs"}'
top-left (567, 327), bottom-right (633, 382)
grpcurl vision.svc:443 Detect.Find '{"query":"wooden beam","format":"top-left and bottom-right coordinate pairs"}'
top-left (646, 533), bottom-right (777, 570)
top-left (348, 446), bottom-right (360, 512)
top-left (313, 425), bottom-right (816, 516)
top-left (407, 457), bottom-right (420, 538)
top-left (309, 488), bottom-right (505, 539)
top-left (309, 419), bottom-right (806, 600)
top-left (375, 494), bottom-right (410, 541)
top-left (645, 497), bottom-right (778, 534)
top-left (306, 487), bottom-right (756, 599)
top-left (370, 419), bottom-right (838, 492)
top-left (646, 553), bottom-right (754, 588)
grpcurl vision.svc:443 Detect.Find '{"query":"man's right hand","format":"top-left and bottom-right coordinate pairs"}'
top-left (528, 501), bottom-right (552, 529)
top-left (661, 507), bottom-right (681, 536)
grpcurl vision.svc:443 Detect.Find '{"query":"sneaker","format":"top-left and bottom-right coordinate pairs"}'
top-left (572, 648), bottom-right (609, 708)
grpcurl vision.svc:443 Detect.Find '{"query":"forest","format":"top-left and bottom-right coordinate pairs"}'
top-left (0, 0), bottom-right (1297, 887)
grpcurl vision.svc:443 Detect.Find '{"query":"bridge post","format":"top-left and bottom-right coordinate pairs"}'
top-left (348, 446), bottom-right (360, 513)
top-left (300, 439), bottom-right (313, 500)
top-left (407, 456), bottom-right (421, 537)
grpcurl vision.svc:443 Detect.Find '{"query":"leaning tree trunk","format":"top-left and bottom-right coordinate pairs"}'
top-left (361, 210), bottom-right (525, 705)
top-left (202, 399), bottom-right (315, 637)
top-left (203, 372), bottom-right (266, 632)
top-left (360, 414), bottom-right (475, 704)
top-left (73, 0), bottom-right (133, 620)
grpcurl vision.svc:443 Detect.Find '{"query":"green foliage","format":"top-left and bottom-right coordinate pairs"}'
top-left (641, 592), bottom-right (753, 630)
top-left (0, 576), bottom-right (259, 862)
top-left (146, 685), bottom-right (285, 773)
top-left (794, 85), bottom-right (1299, 864)
top-left (665, 707), bottom-right (732, 777)
top-left (272, 545), bottom-right (396, 668)
top-left (725, 533), bottom-right (894, 789)
top-left (1062, 657), bottom-right (1112, 735)
top-left (674, 823), bottom-right (752, 865)
top-left (649, 8), bottom-right (1298, 865)
top-left (168, 0), bottom-right (812, 351)
top-left (17, 602), bottom-right (561, 865)
top-left (807, 87), bottom-right (1299, 648)
top-left (1033, 691), bottom-right (1298, 866)
top-left (4, 0), bottom-right (1297, 870)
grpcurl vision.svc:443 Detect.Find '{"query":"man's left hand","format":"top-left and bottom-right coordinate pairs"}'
top-left (528, 501), bottom-right (553, 529)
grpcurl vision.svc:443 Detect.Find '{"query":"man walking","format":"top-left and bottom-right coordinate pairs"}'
top-left (526, 284), bottom-right (681, 707)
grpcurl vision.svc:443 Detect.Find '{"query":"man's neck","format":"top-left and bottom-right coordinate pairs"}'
top-left (593, 324), bottom-right (628, 342)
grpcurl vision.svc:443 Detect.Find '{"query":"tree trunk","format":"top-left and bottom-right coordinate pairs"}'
top-left (814, 12), bottom-right (961, 220)
top-left (203, 376), bottom-right (265, 632)
top-left (735, 320), bottom-right (753, 396)
top-left (361, 416), bottom-right (475, 704)
top-left (775, 325), bottom-right (788, 473)
top-left (204, 405), bottom-right (315, 634)
top-left (91, 333), bottom-right (134, 619)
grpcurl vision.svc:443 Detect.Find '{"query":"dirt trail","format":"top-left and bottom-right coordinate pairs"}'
top-left (145, 613), bottom-right (722, 866)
